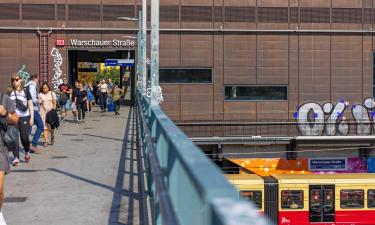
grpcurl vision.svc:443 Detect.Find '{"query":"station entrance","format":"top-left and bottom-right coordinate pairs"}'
top-left (67, 49), bottom-right (136, 104)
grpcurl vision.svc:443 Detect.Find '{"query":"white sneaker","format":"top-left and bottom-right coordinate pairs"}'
top-left (12, 158), bottom-right (20, 166)
top-left (0, 212), bottom-right (7, 225)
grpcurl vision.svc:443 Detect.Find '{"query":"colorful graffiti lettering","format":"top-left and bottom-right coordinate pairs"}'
top-left (51, 48), bottom-right (63, 91)
top-left (17, 64), bottom-right (30, 84)
top-left (292, 99), bottom-right (375, 136)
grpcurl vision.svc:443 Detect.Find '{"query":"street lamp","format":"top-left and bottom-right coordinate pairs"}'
top-left (118, 15), bottom-right (144, 102)
top-left (117, 11), bottom-right (147, 97)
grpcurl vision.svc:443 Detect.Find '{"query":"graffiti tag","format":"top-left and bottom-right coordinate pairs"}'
top-left (146, 80), bottom-right (164, 104)
top-left (17, 64), bottom-right (30, 84)
top-left (295, 98), bottom-right (375, 136)
top-left (51, 48), bottom-right (63, 91)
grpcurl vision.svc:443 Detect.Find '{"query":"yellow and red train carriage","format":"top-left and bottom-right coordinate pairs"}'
top-left (227, 173), bottom-right (375, 225)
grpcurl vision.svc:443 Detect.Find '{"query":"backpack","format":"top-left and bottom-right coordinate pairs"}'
top-left (59, 93), bottom-right (68, 105)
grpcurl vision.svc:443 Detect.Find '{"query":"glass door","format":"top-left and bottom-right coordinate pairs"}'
top-left (309, 185), bottom-right (335, 223)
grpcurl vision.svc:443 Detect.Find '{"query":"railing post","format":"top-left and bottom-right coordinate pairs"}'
top-left (150, 0), bottom-right (159, 106)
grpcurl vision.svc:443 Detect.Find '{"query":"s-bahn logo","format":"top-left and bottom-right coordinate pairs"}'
top-left (294, 98), bottom-right (375, 136)
top-left (56, 39), bottom-right (65, 47)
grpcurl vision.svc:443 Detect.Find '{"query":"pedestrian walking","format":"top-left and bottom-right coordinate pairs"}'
top-left (57, 77), bottom-right (72, 122)
top-left (71, 80), bottom-right (79, 120)
top-left (26, 74), bottom-right (43, 153)
top-left (111, 83), bottom-right (124, 116)
top-left (39, 82), bottom-right (57, 146)
top-left (85, 82), bottom-right (94, 112)
top-left (0, 91), bottom-right (19, 224)
top-left (8, 74), bottom-right (34, 164)
top-left (93, 81), bottom-right (99, 105)
top-left (74, 81), bottom-right (87, 123)
top-left (98, 79), bottom-right (109, 113)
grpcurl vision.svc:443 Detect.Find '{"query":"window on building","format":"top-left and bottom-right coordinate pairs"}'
top-left (68, 5), bottom-right (100, 21)
top-left (150, 68), bottom-right (212, 83)
top-left (225, 86), bottom-right (288, 101)
top-left (368, 190), bottom-right (375, 208)
top-left (281, 190), bottom-right (304, 209)
top-left (240, 190), bottom-right (262, 209)
top-left (340, 190), bottom-right (364, 208)
top-left (0, 3), bottom-right (19, 20)
top-left (22, 4), bottom-right (55, 20)
top-left (181, 6), bottom-right (212, 22)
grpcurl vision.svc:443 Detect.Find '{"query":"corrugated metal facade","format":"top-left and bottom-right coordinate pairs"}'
top-left (0, 0), bottom-right (374, 122)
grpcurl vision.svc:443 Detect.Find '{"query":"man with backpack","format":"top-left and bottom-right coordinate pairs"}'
top-left (57, 77), bottom-right (72, 122)
top-left (26, 74), bottom-right (43, 153)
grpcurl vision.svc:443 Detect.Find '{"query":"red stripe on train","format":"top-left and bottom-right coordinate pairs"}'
top-left (278, 210), bottom-right (375, 225)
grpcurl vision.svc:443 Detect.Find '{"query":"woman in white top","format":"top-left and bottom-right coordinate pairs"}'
top-left (38, 82), bottom-right (56, 147)
top-left (98, 79), bottom-right (109, 112)
top-left (8, 74), bottom-right (34, 165)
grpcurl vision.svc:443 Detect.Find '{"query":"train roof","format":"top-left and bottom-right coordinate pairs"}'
top-left (226, 174), bottom-right (264, 185)
top-left (272, 173), bottom-right (375, 184)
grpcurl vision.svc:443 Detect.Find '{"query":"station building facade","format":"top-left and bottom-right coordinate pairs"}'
top-left (1, 0), bottom-right (375, 122)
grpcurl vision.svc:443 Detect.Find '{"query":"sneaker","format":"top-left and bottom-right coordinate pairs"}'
top-left (12, 158), bottom-right (20, 166)
top-left (24, 154), bottom-right (30, 163)
top-left (30, 145), bottom-right (41, 154)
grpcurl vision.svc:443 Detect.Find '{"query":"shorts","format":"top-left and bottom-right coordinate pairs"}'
top-left (62, 99), bottom-right (71, 111)
top-left (71, 102), bottom-right (77, 112)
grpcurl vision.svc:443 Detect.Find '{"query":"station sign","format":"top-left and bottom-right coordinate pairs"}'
top-left (105, 59), bottom-right (134, 67)
top-left (69, 39), bottom-right (135, 48)
top-left (308, 157), bottom-right (347, 171)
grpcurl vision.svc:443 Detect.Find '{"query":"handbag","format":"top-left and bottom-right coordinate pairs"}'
top-left (0, 94), bottom-right (19, 150)
top-left (13, 90), bottom-right (28, 112)
top-left (4, 125), bottom-right (19, 150)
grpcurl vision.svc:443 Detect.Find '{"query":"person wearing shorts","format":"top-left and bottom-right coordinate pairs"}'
top-left (57, 78), bottom-right (72, 122)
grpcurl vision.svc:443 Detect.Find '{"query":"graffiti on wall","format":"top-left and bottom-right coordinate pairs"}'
top-left (294, 98), bottom-right (375, 136)
top-left (146, 80), bottom-right (164, 104)
top-left (17, 65), bottom-right (30, 84)
top-left (51, 47), bottom-right (63, 91)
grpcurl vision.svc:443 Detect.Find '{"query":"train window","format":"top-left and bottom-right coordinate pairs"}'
top-left (340, 190), bottom-right (364, 209)
top-left (281, 190), bottom-right (304, 209)
top-left (240, 190), bottom-right (262, 209)
top-left (368, 190), bottom-right (375, 208)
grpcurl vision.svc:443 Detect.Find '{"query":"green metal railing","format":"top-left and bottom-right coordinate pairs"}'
top-left (137, 93), bottom-right (271, 225)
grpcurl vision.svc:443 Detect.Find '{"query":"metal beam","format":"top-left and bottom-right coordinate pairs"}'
top-left (2, 26), bottom-right (375, 34)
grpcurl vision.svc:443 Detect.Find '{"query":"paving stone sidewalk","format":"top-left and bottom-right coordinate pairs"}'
top-left (3, 106), bottom-right (146, 225)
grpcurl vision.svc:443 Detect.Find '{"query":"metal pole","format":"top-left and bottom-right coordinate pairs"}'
top-left (142, 0), bottom-right (147, 96)
top-left (137, 11), bottom-right (143, 93)
top-left (150, 0), bottom-right (159, 106)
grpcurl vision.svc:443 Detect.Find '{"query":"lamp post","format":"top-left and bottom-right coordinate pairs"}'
top-left (142, 0), bottom-right (147, 97)
top-left (118, 16), bottom-right (141, 105)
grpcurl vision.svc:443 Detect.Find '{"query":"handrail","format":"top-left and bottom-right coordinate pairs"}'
top-left (137, 98), bottom-right (181, 225)
top-left (137, 93), bottom-right (270, 225)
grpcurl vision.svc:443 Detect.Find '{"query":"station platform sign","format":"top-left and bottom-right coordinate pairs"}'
top-left (105, 59), bottom-right (134, 67)
top-left (308, 158), bottom-right (347, 171)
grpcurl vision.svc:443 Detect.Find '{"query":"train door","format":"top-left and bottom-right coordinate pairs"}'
top-left (309, 185), bottom-right (335, 223)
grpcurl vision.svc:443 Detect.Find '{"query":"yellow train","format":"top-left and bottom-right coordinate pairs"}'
top-left (226, 173), bottom-right (375, 225)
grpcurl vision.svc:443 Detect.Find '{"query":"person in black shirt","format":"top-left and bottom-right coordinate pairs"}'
top-left (73, 81), bottom-right (87, 124)
top-left (71, 80), bottom-right (79, 121)
top-left (57, 78), bottom-right (72, 122)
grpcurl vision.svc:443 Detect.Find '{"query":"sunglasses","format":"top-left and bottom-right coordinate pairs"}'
top-left (12, 78), bottom-right (20, 82)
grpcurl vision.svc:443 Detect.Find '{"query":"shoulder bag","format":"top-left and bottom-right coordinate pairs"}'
top-left (0, 94), bottom-right (19, 150)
